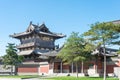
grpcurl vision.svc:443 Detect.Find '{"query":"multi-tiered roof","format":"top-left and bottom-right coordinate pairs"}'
top-left (10, 22), bottom-right (65, 58)
top-left (11, 22), bottom-right (65, 39)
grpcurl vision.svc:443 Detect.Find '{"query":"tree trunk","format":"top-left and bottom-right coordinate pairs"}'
top-left (76, 62), bottom-right (78, 78)
top-left (95, 56), bottom-right (97, 73)
top-left (11, 65), bottom-right (13, 75)
top-left (81, 61), bottom-right (84, 73)
top-left (15, 65), bottom-right (17, 75)
top-left (103, 40), bottom-right (106, 80)
top-left (103, 50), bottom-right (106, 80)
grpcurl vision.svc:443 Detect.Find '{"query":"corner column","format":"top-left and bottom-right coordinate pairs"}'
top-left (49, 62), bottom-right (54, 74)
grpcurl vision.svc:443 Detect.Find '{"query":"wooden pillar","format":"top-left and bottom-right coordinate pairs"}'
top-left (53, 62), bottom-right (54, 73)
top-left (81, 61), bottom-right (84, 73)
top-left (71, 62), bottom-right (73, 73)
top-left (52, 62), bottom-right (54, 73)
top-left (38, 64), bottom-right (40, 75)
top-left (60, 62), bottom-right (62, 73)
top-left (94, 62), bottom-right (97, 73)
top-left (96, 65), bottom-right (97, 73)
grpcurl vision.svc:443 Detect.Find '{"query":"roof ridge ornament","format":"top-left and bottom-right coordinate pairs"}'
top-left (37, 23), bottom-right (39, 26)
top-left (30, 21), bottom-right (32, 25)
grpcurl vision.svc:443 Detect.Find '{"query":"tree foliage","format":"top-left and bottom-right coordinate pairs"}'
top-left (84, 22), bottom-right (120, 46)
top-left (58, 32), bottom-right (92, 62)
top-left (2, 43), bottom-right (24, 75)
top-left (83, 22), bottom-right (120, 80)
top-left (57, 32), bottom-right (94, 77)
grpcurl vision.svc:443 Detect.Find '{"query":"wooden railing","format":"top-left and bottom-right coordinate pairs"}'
top-left (17, 42), bottom-right (35, 48)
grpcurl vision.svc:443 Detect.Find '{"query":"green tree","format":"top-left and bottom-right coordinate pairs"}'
top-left (57, 32), bottom-right (93, 77)
top-left (2, 43), bottom-right (24, 75)
top-left (84, 22), bottom-right (120, 80)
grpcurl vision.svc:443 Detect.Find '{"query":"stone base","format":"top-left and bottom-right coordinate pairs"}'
top-left (108, 73), bottom-right (114, 77)
top-left (18, 72), bottom-right (38, 75)
top-left (55, 73), bottom-right (70, 76)
top-left (89, 73), bottom-right (99, 77)
top-left (70, 73), bottom-right (85, 77)
top-left (88, 69), bottom-right (99, 77)
top-left (52, 73), bottom-right (85, 77)
top-left (78, 73), bottom-right (85, 77)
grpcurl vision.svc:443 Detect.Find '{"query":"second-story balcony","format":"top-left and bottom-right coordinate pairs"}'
top-left (17, 42), bottom-right (35, 48)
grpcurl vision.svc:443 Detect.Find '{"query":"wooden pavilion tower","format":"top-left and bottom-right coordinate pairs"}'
top-left (10, 22), bottom-right (65, 75)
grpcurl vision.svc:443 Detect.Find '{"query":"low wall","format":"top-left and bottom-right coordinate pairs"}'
top-left (0, 78), bottom-right (21, 80)
top-left (0, 65), bottom-right (15, 75)
top-left (114, 67), bottom-right (120, 77)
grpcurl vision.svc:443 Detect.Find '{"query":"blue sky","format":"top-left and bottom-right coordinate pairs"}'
top-left (0, 0), bottom-right (120, 56)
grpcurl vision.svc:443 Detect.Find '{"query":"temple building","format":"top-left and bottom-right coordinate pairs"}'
top-left (10, 20), bottom-right (120, 77)
top-left (10, 22), bottom-right (66, 75)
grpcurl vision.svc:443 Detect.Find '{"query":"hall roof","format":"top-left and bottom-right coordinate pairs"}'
top-left (10, 22), bottom-right (66, 39)
top-left (17, 49), bottom-right (50, 56)
top-left (92, 47), bottom-right (118, 57)
top-left (17, 48), bottom-right (61, 56)
top-left (111, 20), bottom-right (120, 24)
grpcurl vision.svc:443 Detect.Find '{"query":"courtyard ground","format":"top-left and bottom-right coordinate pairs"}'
top-left (0, 75), bottom-right (119, 80)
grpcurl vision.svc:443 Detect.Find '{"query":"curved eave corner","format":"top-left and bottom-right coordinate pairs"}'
top-left (55, 34), bottom-right (66, 39)
top-left (9, 31), bottom-right (33, 39)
